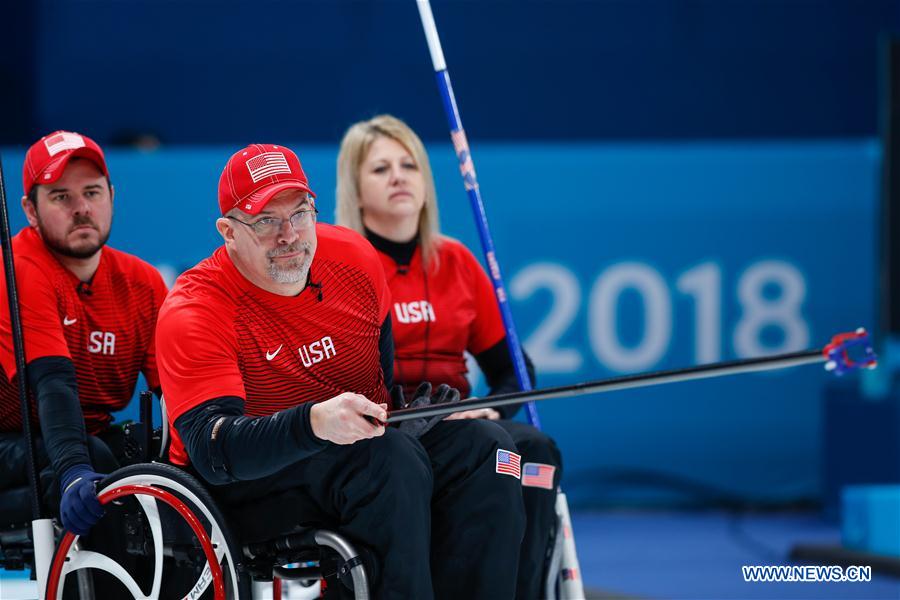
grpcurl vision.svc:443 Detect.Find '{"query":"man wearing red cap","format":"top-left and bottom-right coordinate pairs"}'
top-left (0, 131), bottom-right (168, 542)
top-left (157, 143), bottom-right (525, 599)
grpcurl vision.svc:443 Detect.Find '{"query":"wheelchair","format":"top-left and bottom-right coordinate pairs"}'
top-left (1, 392), bottom-right (581, 599)
top-left (1, 393), bottom-right (371, 599)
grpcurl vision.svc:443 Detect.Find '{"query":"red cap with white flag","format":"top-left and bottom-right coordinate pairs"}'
top-left (218, 143), bottom-right (316, 215)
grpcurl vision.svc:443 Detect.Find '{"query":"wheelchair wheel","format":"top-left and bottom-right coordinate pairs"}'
top-left (45, 462), bottom-right (248, 599)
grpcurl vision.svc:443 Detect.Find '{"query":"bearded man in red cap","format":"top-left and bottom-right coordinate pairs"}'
top-left (157, 143), bottom-right (525, 599)
top-left (0, 131), bottom-right (168, 539)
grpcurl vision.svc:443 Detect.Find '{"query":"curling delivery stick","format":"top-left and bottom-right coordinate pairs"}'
top-left (388, 329), bottom-right (877, 424)
top-left (415, 1), bottom-right (578, 594)
top-left (0, 156), bottom-right (54, 600)
top-left (414, 0), bottom-right (540, 426)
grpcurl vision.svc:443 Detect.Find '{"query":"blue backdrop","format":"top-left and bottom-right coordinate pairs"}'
top-left (0, 138), bottom-right (879, 506)
top-left (2, 1), bottom-right (896, 143)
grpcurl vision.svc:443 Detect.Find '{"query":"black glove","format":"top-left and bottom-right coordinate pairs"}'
top-left (391, 382), bottom-right (460, 438)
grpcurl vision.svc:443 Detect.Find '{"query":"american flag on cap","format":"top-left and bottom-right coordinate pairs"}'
top-left (522, 462), bottom-right (556, 490)
top-left (246, 151), bottom-right (292, 183)
top-left (44, 132), bottom-right (86, 156)
top-left (495, 449), bottom-right (521, 479)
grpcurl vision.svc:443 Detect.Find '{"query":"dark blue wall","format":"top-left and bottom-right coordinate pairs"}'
top-left (2, 0), bottom-right (897, 144)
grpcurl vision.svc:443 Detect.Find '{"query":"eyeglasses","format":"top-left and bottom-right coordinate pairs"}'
top-left (227, 208), bottom-right (318, 239)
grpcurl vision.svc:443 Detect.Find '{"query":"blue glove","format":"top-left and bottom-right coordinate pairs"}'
top-left (59, 465), bottom-right (106, 536)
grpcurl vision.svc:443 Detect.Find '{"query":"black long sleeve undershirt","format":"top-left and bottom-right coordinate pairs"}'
top-left (365, 228), bottom-right (417, 267)
top-left (174, 396), bottom-right (327, 485)
top-left (380, 314), bottom-right (395, 390)
top-left (27, 356), bottom-right (92, 477)
top-left (175, 314), bottom-right (396, 485)
top-left (474, 338), bottom-right (537, 419)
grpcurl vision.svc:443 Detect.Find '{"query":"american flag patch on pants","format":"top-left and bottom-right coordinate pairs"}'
top-left (495, 449), bottom-right (521, 479)
top-left (522, 462), bottom-right (556, 490)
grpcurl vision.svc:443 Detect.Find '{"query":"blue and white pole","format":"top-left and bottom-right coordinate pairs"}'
top-left (415, 0), bottom-right (541, 428)
top-left (414, 2), bottom-right (585, 596)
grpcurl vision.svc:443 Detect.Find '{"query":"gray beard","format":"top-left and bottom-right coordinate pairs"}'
top-left (267, 242), bottom-right (312, 284)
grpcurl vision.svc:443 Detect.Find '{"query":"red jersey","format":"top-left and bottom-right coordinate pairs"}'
top-left (0, 226), bottom-right (168, 434)
top-left (157, 224), bottom-right (392, 467)
top-left (376, 237), bottom-right (506, 398)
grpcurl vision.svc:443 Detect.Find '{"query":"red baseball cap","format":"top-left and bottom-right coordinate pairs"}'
top-left (218, 143), bottom-right (316, 216)
top-left (22, 131), bottom-right (109, 196)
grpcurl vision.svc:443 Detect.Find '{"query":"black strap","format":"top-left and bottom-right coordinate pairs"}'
top-left (338, 555), bottom-right (365, 589)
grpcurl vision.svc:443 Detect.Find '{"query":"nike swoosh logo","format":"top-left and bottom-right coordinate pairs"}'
top-left (63, 316), bottom-right (77, 326)
top-left (266, 345), bottom-right (283, 361)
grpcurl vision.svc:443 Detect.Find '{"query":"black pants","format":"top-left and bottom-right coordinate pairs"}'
top-left (496, 420), bottom-right (564, 600)
top-left (212, 420), bottom-right (525, 599)
top-left (0, 427), bottom-right (151, 598)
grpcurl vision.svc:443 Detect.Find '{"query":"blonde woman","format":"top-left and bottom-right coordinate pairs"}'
top-left (337, 114), bottom-right (563, 600)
